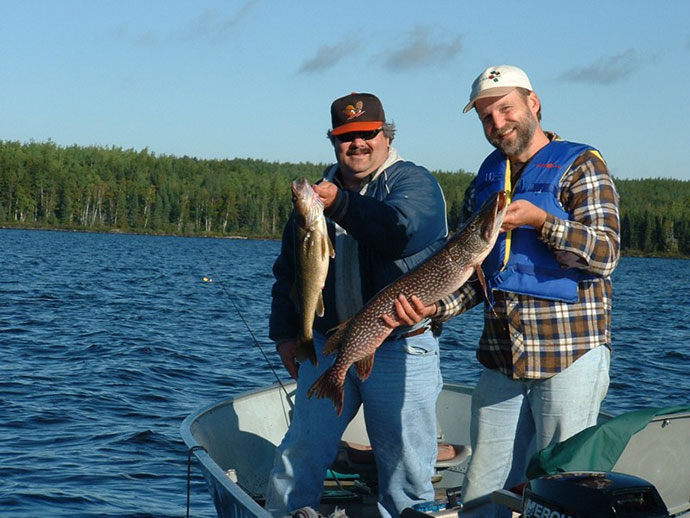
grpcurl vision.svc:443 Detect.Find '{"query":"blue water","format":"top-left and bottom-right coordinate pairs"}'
top-left (1, 228), bottom-right (688, 517)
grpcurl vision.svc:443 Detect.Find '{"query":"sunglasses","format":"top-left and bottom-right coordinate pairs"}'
top-left (335, 128), bottom-right (382, 142)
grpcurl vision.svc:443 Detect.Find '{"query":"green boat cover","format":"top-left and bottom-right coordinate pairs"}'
top-left (527, 405), bottom-right (690, 480)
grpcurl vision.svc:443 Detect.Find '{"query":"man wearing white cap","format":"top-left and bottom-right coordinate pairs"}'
top-left (385, 65), bottom-right (621, 517)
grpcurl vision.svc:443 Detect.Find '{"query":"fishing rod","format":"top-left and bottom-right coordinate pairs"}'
top-left (198, 246), bottom-right (294, 405)
top-left (186, 249), bottom-right (294, 518)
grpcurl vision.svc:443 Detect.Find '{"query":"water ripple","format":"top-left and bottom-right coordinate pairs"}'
top-left (1, 229), bottom-right (689, 517)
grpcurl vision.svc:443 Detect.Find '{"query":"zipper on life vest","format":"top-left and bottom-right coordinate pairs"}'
top-left (501, 160), bottom-right (512, 270)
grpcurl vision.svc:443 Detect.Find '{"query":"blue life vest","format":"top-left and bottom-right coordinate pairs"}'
top-left (475, 140), bottom-right (599, 303)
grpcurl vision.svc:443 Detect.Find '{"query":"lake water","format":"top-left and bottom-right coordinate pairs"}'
top-left (1, 228), bottom-right (688, 517)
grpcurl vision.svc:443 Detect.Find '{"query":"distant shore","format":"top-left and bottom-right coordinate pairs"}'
top-left (3, 224), bottom-right (687, 259)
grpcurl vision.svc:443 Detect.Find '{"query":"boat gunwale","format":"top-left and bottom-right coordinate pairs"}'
top-left (186, 383), bottom-right (690, 518)
top-left (180, 383), bottom-right (297, 518)
top-left (179, 382), bottom-right (475, 516)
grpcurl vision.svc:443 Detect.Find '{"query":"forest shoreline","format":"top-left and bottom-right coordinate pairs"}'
top-left (3, 223), bottom-right (688, 260)
top-left (2, 139), bottom-right (689, 257)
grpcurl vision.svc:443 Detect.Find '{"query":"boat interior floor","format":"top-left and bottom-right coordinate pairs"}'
top-left (310, 441), bottom-right (471, 517)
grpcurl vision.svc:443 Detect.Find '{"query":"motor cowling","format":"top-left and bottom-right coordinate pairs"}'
top-left (522, 471), bottom-right (670, 518)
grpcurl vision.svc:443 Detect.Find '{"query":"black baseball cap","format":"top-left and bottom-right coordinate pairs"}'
top-left (330, 92), bottom-right (385, 136)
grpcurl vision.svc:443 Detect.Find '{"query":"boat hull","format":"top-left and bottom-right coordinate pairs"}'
top-left (181, 381), bottom-right (474, 517)
top-left (182, 382), bottom-right (690, 517)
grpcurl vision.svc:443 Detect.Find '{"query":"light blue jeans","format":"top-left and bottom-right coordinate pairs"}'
top-left (265, 330), bottom-right (442, 518)
top-left (460, 346), bottom-right (610, 518)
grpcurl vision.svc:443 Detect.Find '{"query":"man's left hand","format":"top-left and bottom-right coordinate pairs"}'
top-left (502, 199), bottom-right (547, 232)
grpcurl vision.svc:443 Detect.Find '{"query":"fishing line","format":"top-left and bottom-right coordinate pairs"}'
top-left (198, 246), bottom-right (293, 403)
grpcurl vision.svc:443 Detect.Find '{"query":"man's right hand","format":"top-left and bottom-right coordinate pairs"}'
top-left (313, 181), bottom-right (339, 211)
top-left (277, 340), bottom-right (300, 380)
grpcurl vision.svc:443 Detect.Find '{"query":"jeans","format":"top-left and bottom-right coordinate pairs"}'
top-left (264, 330), bottom-right (442, 518)
top-left (460, 346), bottom-right (611, 518)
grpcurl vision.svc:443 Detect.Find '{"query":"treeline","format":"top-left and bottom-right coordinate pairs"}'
top-left (0, 140), bottom-right (324, 237)
top-left (1, 140), bottom-right (689, 257)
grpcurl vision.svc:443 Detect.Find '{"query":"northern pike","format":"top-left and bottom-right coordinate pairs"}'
top-left (291, 178), bottom-right (335, 366)
top-left (308, 190), bottom-right (508, 414)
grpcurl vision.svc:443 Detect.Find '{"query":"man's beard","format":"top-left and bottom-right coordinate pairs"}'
top-left (487, 112), bottom-right (537, 157)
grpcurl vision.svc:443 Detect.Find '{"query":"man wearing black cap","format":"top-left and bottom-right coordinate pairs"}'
top-left (265, 93), bottom-right (449, 518)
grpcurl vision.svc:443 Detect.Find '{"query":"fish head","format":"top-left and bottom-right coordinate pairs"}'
top-left (291, 178), bottom-right (324, 227)
top-left (291, 178), bottom-right (311, 206)
top-left (473, 190), bottom-right (508, 247)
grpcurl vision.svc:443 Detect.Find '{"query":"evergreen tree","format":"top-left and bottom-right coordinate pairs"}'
top-left (0, 139), bottom-right (688, 258)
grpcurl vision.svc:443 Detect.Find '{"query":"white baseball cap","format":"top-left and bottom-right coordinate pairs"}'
top-left (462, 65), bottom-right (533, 113)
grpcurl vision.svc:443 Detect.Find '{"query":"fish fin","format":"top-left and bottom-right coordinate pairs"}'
top-left (316, 293), bottom-right (325, 317)
top-left (476, 265), bottom-right (501, 321)
top-left (321, 234), bottom-right (335, 260)
top-left (323, 327), bottom-right (346, 356)
top-left (307, 369), bottom-right (344, 415)
top-left (295, 336), bottom-right (318, 367)
top-left (323, 319), bottom-right (350, 355)
top-left (326, 319), bottom-right (349, 335)
top-left (354, 353), bottom-right (375, 381)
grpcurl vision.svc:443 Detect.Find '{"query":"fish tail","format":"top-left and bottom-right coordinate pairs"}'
top-left (296, 335), bottom-right (318, 367)
top-left (307, 369), bottom-right (344, 416)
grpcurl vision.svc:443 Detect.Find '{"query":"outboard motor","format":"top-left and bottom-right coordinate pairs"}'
top-left (522, 471), bottom-right (670, 518)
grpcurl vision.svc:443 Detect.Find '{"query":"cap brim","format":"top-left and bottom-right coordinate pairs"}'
top-left (331, 121), bottom-right (383, 135)
top-left (462, 86), bottom-right (518, 114)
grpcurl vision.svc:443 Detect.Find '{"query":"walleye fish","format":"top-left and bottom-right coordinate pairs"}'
top-left (291, 178), bottom-right (335, 366)
top-left (308, 190), bottom-right (508, 414)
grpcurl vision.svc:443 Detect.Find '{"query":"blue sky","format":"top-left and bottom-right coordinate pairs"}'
top-left (2, 1), bottom-right (689, 181)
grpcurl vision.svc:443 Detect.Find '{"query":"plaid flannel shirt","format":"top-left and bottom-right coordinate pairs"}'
top-left (436, 135), bottom-right (620, 379)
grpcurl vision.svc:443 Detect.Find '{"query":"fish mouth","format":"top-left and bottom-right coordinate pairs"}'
top-left (291, 178), bottom-right (311, 197)
top-left (477, 190), bottom-right (508, 241)
top-left (495, 190), bottom-right (508, 213)
top-left (291, 178), bottom-right (302, 191)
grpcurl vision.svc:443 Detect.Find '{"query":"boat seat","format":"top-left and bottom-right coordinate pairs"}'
top-left (338, 441), bottom-right (470, 470)
top-left (435, 443), bottom-right (471, 469)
